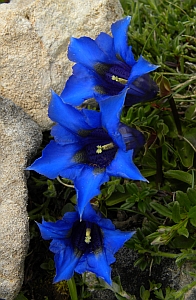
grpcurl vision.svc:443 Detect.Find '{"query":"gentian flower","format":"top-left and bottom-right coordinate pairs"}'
top-left (60, 16), bottom-right (159, 138)
top-left (37, 202), bottom-right (135, 285)
top-left (27, 91), bottom-right (146, 218)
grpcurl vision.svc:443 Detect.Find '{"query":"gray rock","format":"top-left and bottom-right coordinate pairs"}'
top-left (0, 0), bottom-right (123, 130)
top-left (185, 289), bottom-right (196, 300)
top-left (179, 263), bottom-right (196, 300)
top-left (0, 96), bottom-right (42, 300)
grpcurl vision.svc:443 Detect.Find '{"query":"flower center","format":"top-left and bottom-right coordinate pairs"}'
top-left (71, 220), bottom-right (103, 256)
top-left (96, 142), bottom-right (115, 154)
top-left (74, 128), bottom-right (118, 169)
top-left (111, 75), bottom-right (128, 85)
top-left (94, 63), bottom-right (131, 96)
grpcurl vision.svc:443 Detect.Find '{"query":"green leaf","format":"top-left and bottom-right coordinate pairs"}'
top-left (164, 170), bottom-right (193, 185)
top-left (40, 259), bottom-right (54, 270)
top-left (15, 293), bottom-right (29, 300)
top-left (126, 182), bottom-right (138, 194)
top-left (172, 201), bottom-right (181, 223)
top-left (184, 128), bottom-right (196, 149)
top-left (190, 218), bottom-right (196, 227)
top-left (176, 190), bottom-right (190, 211)
top-left (43, 179), bottom-right (57, 198)
top-left (172, 235), bottom-right (195, 249)
top-left (107, 184), bottom-right (116, 195)
top-left (163, 115), bottom-right (178, 138)
top-left (187, 188), bottom-right (196, 205)
top-left (115, 293), bottom-right (135, 300)
top-left (138, 201), bottom-right (147, 213)
top-left (188, 206), bottom-right (196, 219)
top-left (157, 75), bottom-right (172, 97)
top-left (150, 202), bottom-right (172, 218)
top-left (70, 194), bottom-right (77, 204)
top-left (105, 192), bottom-right (129, 206)
top-left (141, 169), bottom-right (157, 177)
top-left (134, 257), bottom-right (148, 271)
top-left (154, 289), bottom-right (164, 300)
top-left (61, 203), bottom-right (75, 215)
top-left (185, 104), bottom-right (196, 120)
top-left (177, 226), bottom-right (189, 238)
top-left (140, 285), bottom-right (150, 300)
top-left (175, 138), bottom-right (194, 168)
top-left (116, 184), bottom-right (125, 193)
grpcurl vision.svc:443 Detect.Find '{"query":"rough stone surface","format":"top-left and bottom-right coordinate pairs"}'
top-left (0, 96), bottom-right (42, 300)
top-left (180, 263), bottom-right (196, 300)
top-left (0, 0), bottom-right (123, 130)
top-left (185, 289), bottom-right (196, 300)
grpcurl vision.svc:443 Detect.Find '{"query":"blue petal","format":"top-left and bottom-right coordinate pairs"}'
top-left (127, 73), bottom-right (159, 102)
top-left (60, 164), bottom-right (85, 182)
top-left (103, 228), bottom-right (135, 253)
top-left (87, 251), bottom-right (112, 285)
top-left (106, 149), bottom-right (147, 181)
top-left (111, 16), bottom-right (135, 66)
top-left (68, 37), bottom-right (110, 68)
top-left (82, 203), bottom-right (116, 230)
top-left (95, 32), bottom-right (116, 61)
top-left (76, 251), bottom-right (112, 285)
top-left (97, 217), bottom-right (115, 231)
top-left (51, 124), bottom-right (81, 145)
top-left (53, 248), bottom-right (80, 283)
top-left (26, 141), bottom-right (81, 179)
top-left (103, 248), bottom-right (116, 265)
top-left (81, 109), bottom-right (102, 128)
top-left (72, 62), bottom-right (96, 78)
top-left (74, 166), bottom-right (109, 218)
top-left (98, 90), bottom-right (127, 151)
top-left (49, 91), bottom-right (92, 132)
top-left (125, 75), bottom-right (159, 106)
top-left (60, 64), bottom-right (98, 106)
top-left (37, 219), bottom-right (71, 240)
top-left (118, 123), bottom-right (145, 152)
top-left (62, 211), bottom-right (79, 224)
top-left (81, 202), bottom-right (100, 222)
top-left (128, 56), bottom-right (159, 84)
top-left (49, 239), bottom-right (68, 253)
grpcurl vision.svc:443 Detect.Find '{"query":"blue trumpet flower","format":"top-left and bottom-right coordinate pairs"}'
top-left (61, 16), bottom-right (159, 138)
top-left (37, 202), bottom-right (135, 285)
top-left (27, 91), bottom-right (146, 218)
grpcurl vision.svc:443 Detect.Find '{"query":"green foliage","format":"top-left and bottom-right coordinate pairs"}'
top-left (138, 279), bottom-right (196, 300)
top-left (118, 1), bottom-right (196, 298)
top-left (14, 293), bottom-right (28, 300)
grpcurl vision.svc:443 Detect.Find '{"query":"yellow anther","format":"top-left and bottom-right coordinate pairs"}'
top-left (102, 142), bottom-right (114, 150)
top-left (96, 145), bottom-right (103, 154)
top-left (85, 228), bottom-right (91, 244)
top-left (112, 75), bottom-right (127, 85)
top-left (96, 143), bottom-right (115, 154)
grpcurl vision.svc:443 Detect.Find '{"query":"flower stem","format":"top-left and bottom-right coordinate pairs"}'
top-left (156, 146), bottom-right (163, 189)
top-left (138, 249), bottom-right (179, 259)
top-left (168, 95), bottom-right (182, 136)
top-left (67, 277), bottom-right (78, 300)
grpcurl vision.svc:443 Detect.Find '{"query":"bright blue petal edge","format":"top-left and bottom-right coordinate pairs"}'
top-left (107, 148), bottom-right (147, 181)
top-left (26, 141), bottom-right (81, 179)
top-left (49, 91), bottom-right (92, 132)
